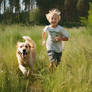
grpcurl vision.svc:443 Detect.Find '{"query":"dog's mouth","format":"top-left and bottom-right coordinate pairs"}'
top-left (18, 51), bottom-right (28, 58)
top-left (22, 52), bottom-right (27, 58)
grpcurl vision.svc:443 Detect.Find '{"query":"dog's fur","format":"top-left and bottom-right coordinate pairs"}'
top-left (16, 36), bottom-right (36, 76)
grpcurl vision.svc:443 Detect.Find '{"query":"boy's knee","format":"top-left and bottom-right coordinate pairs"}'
top-left (50, 62), bottom-right (53, 67)
top-left (50, 61), bottom-right (57, 67)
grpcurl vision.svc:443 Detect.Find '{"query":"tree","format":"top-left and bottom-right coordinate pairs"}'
top-left (36, 0), bottom-right (91, 24)
top-left (76, 0), bottom-right (89, 17)
top-left (0, 0), bottom-right (3, 14)
top-left (0, 0), bottom-right (3, 13)
top-left (30, 0), bottom-right (35, 10)
top-left (23, 0), bottom-right (31, 11)
top-left (36, 0), bottom-right (65, 24)
top-left (64, 0), bottom-right (78, 22)
top-left (9, 0), bottom-right (14, 13)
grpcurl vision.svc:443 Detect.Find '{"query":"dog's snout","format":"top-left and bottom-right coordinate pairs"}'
top-left (23, 49), bottom-right (26, 53)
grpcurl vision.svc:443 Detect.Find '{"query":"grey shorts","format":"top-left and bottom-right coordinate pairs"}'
top-left (48, 50), bottom-right (62, 66)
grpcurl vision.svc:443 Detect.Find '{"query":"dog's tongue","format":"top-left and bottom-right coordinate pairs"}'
top-left (22, 53), bottom-right (26, 58)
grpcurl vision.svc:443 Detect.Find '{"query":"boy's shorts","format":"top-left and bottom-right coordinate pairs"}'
top-left (47, 50), bottom-right (62, 66)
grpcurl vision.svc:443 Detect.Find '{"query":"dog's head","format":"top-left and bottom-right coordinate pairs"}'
top-left (17, 42), bottom-right (31, 59)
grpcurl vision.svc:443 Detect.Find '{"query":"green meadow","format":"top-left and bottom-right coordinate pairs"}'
top-left (0, 25), bottom-right (92, 92)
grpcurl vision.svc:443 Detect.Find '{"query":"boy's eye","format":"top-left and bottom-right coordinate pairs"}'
top-left (52, 18), bottom-right (56, 21)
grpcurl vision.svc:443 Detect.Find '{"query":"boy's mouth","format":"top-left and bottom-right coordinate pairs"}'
top-left (52, 21), bottom-right (56, 24)
top-left (51, 23), bottom-right (57, 26)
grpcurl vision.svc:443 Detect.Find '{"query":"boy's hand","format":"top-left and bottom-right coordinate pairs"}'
top-left (56, 36), bottom-right (62, 42)
top-left (42, 40), bottom-right (46, 46)
top-left (56, 36), bottom-right (68, 41)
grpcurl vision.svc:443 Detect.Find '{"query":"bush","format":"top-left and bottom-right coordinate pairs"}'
top-left (80, 3), bottom-right (92, 27)
top-left (30, 8), bottom-right (41, 25)
top-left (30, 8), bottom-right (48, 25)
top-left (88, 3), bottom-right (92, 27)
top-left (80, 17), bottom-right (88, 26)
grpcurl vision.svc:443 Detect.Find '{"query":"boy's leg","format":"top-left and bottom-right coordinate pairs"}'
top-left (49, 61), bottom-right (57, 72)
top-left (48, 50), bottom-right (57, 71)
top-left (53, 61), bottom-right (57, 67)
top-left (49, 62), bottom-right (53, 72)
top-left (56, 52), bottom-right (62, 66)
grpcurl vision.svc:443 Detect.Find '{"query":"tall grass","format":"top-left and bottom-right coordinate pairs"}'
top-left (41, 27), bottom-right (92, 92)
top-left (0, 25), bottom-right (92, 92)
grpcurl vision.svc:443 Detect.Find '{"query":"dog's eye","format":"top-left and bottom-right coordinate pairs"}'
top-left (25, 45), bottom-right (28, 48)
top-left (20, 46), bottom-right (22, 48)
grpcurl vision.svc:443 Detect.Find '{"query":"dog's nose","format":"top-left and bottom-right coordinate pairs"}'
top-left (23, 49), bottom-right (26, 53)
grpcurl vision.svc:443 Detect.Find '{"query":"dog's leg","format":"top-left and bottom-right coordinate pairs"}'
top-left (31, 48), bottom-right (36, 61)
top-left (28, 61), bottom-right (33, 77)
top-left (29, 61), bottom-right (33, 71)
top-left (19, 64), bottom-right (28, 76)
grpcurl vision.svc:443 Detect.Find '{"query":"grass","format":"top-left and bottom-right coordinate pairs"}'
top-left (0, 25), bottom-right (92, 92)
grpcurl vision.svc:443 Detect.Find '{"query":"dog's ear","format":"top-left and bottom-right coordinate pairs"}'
top-left (16, 42), bottom-right (22, 48)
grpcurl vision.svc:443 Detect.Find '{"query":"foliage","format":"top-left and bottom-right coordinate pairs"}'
top-left (76, 0), bottom-right (89, 16)
top-left (88, 3), bottom-right (92, 27)
top-left (0, 0), bottom-right (35, 24)
top-left (0, 0), bottom-right (91, 24)
top-left (80, 3), bottom-right (92, 35)
top-left (30, 8), bottom-right (41, 24)
top-left (80, 17), bottom-right (88, 26)
top-left (30, 8), bottom-right (48, 25)
top-left (36, 0), bottom-right (90, 24)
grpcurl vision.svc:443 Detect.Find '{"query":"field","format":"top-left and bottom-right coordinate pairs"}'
top-left (0, 25), bottom-right (92, 92)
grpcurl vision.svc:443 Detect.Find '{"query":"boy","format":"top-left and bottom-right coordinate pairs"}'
top-left (42, 9), bottom-right (69, 71)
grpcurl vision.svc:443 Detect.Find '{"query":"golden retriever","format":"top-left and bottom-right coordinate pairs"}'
top-left (16, 36), bottom-right (36, 77)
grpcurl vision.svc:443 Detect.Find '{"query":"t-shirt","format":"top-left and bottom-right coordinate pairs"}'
top-left (43, 25), bottom-right (69, 53)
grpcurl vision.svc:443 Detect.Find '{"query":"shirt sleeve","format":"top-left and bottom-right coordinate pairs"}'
top-left (60, 27), bottom-right (69, 38)
top-left (43, 26), bottom-right (48, 32)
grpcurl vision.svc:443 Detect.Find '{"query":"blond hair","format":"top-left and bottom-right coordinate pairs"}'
top-left (46, 9), bottom-right (61, 22)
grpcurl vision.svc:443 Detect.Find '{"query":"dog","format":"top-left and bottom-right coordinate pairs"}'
top-left (16, 36), bottom-right (36, 77)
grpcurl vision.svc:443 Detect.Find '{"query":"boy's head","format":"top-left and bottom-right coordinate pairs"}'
top-left (46, 9), bottom-right (61, 27)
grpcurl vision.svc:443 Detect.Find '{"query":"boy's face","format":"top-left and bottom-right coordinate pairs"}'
top-left (49, 14), bottom-right (59, 27)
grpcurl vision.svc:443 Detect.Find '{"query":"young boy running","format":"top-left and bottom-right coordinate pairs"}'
top-left (42, 9), bottom-right (69, 71)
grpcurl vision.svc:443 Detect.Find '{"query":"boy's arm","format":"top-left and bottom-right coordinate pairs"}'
top-left (56, 27), bottom-right (69, 41)
top-left (42, 32), bottom-right (46, 41)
